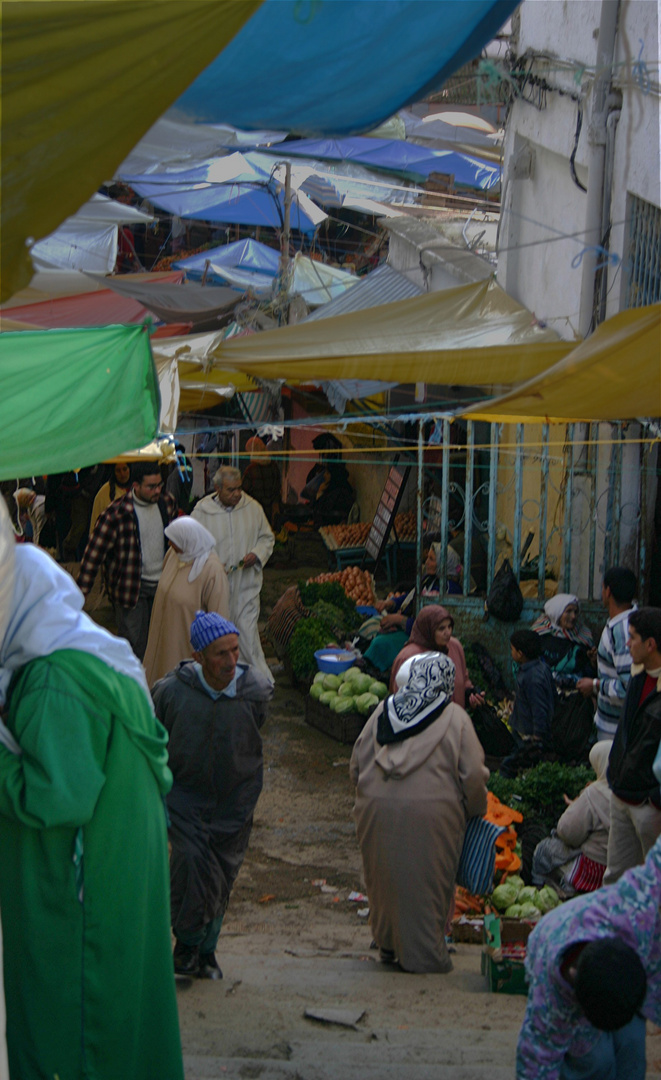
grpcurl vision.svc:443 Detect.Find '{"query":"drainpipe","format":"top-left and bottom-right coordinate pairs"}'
top-left (578, 0), bottom-right (621, 337)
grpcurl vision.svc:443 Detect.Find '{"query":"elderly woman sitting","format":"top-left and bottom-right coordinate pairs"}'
top-left (350, 651), bottom-right (489, 973)
top-left (532, 741), bottom-right (611, 896)
top-left (532, 594), bottom-right (595, 688)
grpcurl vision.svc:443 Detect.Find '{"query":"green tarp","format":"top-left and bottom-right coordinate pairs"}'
top-left (0, 324), bottom-right (160, 479)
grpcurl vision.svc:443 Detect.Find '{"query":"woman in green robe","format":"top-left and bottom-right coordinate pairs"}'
top-left (0, 539), bottom-right (184, 1080)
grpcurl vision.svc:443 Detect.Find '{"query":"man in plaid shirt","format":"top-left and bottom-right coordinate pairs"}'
top-left (78, 462), bottom-right (177, 659)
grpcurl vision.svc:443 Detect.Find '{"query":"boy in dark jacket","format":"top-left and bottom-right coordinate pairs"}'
top-left (501, 629), bottom-right (557, 778)
top-left (605, 606), bottom-right (661, 884)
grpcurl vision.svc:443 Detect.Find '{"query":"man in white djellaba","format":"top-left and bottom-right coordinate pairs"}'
top-left (192, 466), bottom-right (275, 683)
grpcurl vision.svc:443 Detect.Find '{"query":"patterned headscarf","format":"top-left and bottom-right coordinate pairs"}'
top-left (377, 651), bottom-right (456, 745)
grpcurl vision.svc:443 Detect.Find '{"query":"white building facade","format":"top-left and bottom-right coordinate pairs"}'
top-left (496, 0), bottom-right (660, 602)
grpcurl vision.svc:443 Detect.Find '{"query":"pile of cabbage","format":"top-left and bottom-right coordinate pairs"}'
top-left (490, 875), bottom-right (562, 920)
top-left (309, 668), bottom-right (388, 716)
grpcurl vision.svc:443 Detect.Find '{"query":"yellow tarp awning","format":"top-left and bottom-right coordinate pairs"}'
top-left (1, 0), bottom-right (261, 302)
top-left (462, 303), bottom-right (661, 423)
top-left (212, 279), bottom-right (572, 384)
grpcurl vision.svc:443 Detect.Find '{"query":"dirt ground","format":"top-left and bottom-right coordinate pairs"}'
top-left (86, 536), bottom-right (661, 1078)
top-left (170, 545), bottom-right (527, 1079)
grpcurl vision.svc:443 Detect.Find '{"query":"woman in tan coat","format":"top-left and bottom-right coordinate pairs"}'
top-left (350, 651), bottom-right (488, 974)
top-left (144, 518), bottom-right (229, 686)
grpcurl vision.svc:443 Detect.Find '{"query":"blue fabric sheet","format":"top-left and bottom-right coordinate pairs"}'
top-left (127, 178), bottom-right (322, 233)
top-left (253, 137), bottom-right (501, 188)
top-left (171, 0), bottom-right (519, 137)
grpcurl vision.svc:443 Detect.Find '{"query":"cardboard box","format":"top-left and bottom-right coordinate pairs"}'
top-left (450, 917), bottom-right (484, 944)
top-left (481, 913), bottom-right (533, 996)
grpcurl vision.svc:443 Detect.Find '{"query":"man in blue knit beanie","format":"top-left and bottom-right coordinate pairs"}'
top-left (152, 610), bottom-right (273, 979)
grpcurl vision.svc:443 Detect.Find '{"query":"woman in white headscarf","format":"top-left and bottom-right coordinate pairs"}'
top-left (0, 530), bottom-right (183, 1080)
top-left (532, 593), bottom-right (595, 687)
top-left (350, 651), bottom-right (488, 974)
top-left (144, 516), bottom-right (229, 687)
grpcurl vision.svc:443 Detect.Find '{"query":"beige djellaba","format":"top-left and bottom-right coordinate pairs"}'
top-left (350, 700), bottom-right (489, 973)
top-left (144, 549), bottom-right (230, 686)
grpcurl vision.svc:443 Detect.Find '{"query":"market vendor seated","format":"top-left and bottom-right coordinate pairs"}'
top-left (359, 544), bottom-right (462, 676)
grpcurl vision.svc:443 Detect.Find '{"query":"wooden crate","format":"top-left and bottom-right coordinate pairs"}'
top-left (305, 695), bottom-right (367, 744)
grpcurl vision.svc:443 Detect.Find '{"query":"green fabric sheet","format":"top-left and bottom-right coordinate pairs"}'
top-left (0, 649), bottom-right (183, 1080)
top-left (0, 324), bottom-right (160, 479)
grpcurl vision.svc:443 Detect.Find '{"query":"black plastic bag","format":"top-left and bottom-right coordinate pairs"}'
top-left (486, 559), bottom-right (524, 622)
top-left (469, 640), bottom-right (509, 699)
top-left (551, 692), bottom-right (594, 764)
top-left (471, 702), bottom-right (515, 757)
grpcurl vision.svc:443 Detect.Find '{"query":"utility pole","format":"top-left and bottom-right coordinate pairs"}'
top-left (278, 161), bottom-right (292, 323)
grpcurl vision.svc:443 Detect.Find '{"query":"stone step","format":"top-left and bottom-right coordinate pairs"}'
top-left (184, 1028), bottom-right (516, 1080)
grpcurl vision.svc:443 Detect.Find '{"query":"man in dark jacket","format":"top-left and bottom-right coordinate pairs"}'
top-left (606, 607), bottom-right (661, 884)
top-left (501, 630), bottom-right (557, 778)
top-left (152, 611), bottom-right (273, 980)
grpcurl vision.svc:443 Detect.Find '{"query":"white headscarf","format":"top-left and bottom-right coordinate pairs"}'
top-left (0, 545), bottom-right (151, 708)
top-left (543, 593), bottom-right (580, 629)
top-left (0, 499), bottom-right (15, 647)
top-left (164, 517), bottom-right (216, 583)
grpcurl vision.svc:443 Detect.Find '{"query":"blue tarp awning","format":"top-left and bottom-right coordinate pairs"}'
top-left (174, 239), bottom-right (358, 306)
top-left (254, 137), bottom-right (501, 188)
top-left (174, 239), bottom-right (281, 292)
top-left (171, 0), bottom-right (519, 137)
top-left (126, 174), bottom-right (326, 234)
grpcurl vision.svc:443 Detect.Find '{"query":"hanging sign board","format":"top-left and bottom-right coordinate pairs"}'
top-left (364, 461), bottom-right (411, 567)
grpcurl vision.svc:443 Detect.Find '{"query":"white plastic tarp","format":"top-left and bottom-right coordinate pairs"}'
top-left (29, 195), bottom-right (155, 273)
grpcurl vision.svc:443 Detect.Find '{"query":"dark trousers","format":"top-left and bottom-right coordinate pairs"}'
top-left (114, 580), bottom-right (157, 660)
top-left (560, 1015), bottom-right (646, 1079)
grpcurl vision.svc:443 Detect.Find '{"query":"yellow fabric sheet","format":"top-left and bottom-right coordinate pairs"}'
top-left (213, 279), bottom-right (571, 384)
top-left (1, 0), bottom-right (261, 302)
top-left (463, 303), bottom-right (661, 422)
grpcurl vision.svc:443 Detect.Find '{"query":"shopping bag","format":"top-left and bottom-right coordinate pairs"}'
top-left (456, 816), bottom-right (506, 895)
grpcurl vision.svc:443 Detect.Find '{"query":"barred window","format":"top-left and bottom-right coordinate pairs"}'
top-left (626, 194), bottom-right (661, 308)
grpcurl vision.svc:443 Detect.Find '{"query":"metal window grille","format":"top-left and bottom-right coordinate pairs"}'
top-left (626, 195), bottom-right (661, 309)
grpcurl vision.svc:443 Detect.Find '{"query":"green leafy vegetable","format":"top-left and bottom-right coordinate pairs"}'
top-left (288, 617), bottom-right (333, 679)
top-left (355, 692), bottom-right (379, 716)
top-left (488, 762), bottom-right (594, 832)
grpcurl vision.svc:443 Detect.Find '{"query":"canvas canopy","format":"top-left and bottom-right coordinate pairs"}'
top-left (116, 120), bottom-right (287, 178)
top-left (463, 303), bottom-right (661, 422)
top-left (0, 325), bottom-right (160, 479)
top-left (100, 277), bottom-right (243, 331)
top-left (1, 0), bottom-right (261, 301)
top-left (151, 331), bottom-right (257, 414)
top-left (211, 279), bottom-right (571, 385)
top-left (172, 0), bottom-right (519, 137)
